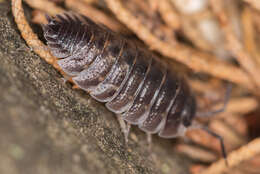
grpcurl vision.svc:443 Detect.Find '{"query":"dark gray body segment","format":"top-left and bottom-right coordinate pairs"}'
top-left (43, 13), bottom-right (197, 138)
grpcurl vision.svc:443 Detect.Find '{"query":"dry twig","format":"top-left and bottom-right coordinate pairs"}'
top-left (31, 10), bottom-right (48, 24)
top-left (181, 17), bottom-right (215, 52)
top-left (24, 0), bottom-right (64, 15)
top-left (244, 0), bottom-right (260, 11)
top-left (12, 0), bottom-right (56, 65)
top-left (81, 0), bottom-right (98, 4)
top-left (190, 165), bottom-right (207, 174)
top-left (65, 0), bottom-right (129, 33)
top-left (199, 138), bottom-right (260, 174)
top-left (176, 144), bottom-right (218, 162)
top-left (218, 97), bottom-right (258, 115)
top-left (105, 0), bottom-right (254, 91)
top-left (242, 6), bottom-right (260, 67)
top-left (210, 119), bottom-right (247, 150)
top-left (125, 0), bottom-right (177, 45)
top-left (156, 0), bottom-right (181, 30)
top-left (197, 96), bottom-right (258, 116)
top-left (210, 0), bottom-right (260, 90)
top-left (186, 117), bottom-right (247, 155)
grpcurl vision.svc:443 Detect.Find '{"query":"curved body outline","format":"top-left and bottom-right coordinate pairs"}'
top-left (43, 13), bottom-right (197, 138)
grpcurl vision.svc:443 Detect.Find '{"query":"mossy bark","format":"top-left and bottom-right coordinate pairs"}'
top-left (0, 1), bottom-right (190, 173)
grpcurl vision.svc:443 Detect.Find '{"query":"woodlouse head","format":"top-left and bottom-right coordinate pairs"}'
top-left (182, 97), bottom-right (197, 127)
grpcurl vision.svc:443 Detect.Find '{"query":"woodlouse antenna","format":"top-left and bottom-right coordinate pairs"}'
top-left (201, 126), bottom-right (228, 166)
top-left (191, 121), bottom-right (228, 166)
top-left (194, 83), bottom-right (232, 166)
top-left (197, 82), bottom-right (232, 117)
top-left (45, 14), bottom-right (52, 23)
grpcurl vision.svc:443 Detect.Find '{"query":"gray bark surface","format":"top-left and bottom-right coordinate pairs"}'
top-left (0, 1), bottom-right (190, 173)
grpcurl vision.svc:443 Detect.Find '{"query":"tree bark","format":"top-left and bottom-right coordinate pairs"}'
top-left (0, 1), bottom-right (190, 174)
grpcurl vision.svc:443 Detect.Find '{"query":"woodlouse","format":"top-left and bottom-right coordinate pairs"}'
top-left (42, 13), bottom-right (228, 160)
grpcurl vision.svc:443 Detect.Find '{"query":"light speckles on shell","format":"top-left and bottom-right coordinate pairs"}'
top-left (43, 12), bottom-right (197, 138)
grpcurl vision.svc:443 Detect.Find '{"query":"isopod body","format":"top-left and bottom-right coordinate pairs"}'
top-left (43, 13), bottom-right (197, 138)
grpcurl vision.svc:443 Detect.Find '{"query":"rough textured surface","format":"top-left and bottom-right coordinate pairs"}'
top-left (0, 1), bottom-right (190, 174)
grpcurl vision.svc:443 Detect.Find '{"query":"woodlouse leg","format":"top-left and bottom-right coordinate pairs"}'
top-left (117, 115), bottom-right (131, 143)
top-left (61, 76), bottom-right (70, 84)
top-left (17, 45), bottom-right (34, 52)
top-left (61, 78), bottom-right (67, 84)
top-left (61, 74), bottom-right (80, 89)
top-left (146, 133), bottom-right (152, 152)
top-left (72, 85), bottom-right (80, 89)
top-left (197, 83), bottom-right (232, 117)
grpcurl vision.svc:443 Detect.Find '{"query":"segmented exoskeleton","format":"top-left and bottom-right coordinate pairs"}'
top-left (43, 13), bottom-right (231, 162)
top-left (43, 13), bottom-right (197, 138)
top-left (43, 12), bottom-right (218, 139)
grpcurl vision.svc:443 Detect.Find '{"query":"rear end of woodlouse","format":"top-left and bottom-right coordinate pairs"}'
top-left (43, 13), bottom-right (229, 162)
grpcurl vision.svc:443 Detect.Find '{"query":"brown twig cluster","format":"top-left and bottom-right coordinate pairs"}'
top-left (11, 0), bottom-right (260, 174)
